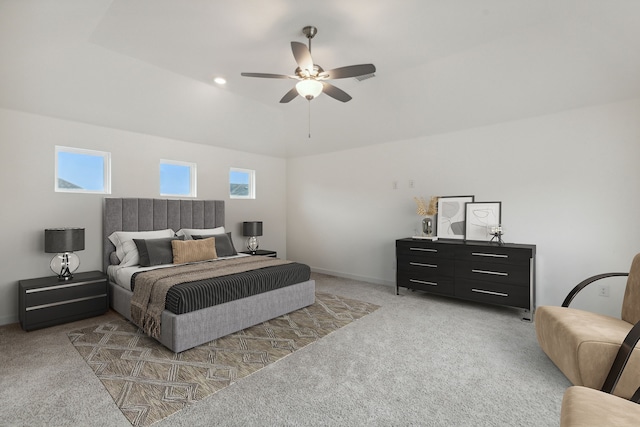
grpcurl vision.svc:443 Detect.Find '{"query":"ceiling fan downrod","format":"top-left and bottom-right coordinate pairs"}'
top-left (302, 25), bottom-right (317, 53)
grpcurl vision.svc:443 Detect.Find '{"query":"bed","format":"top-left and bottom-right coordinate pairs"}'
top-left (103, 198), bottom-right (315, 352)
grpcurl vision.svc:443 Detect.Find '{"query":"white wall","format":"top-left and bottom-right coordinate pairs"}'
top-left (286, 98), bottom-right (640, 317)
top-left (0, 109), bottom-right (287, 325)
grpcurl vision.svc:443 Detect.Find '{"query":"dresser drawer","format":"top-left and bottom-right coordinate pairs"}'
top-left (396, 240), bottom-right (456, 258)
top-left (397, 272), bottom-right (455, 296)
top-left (455, 278), bottom-right (530, 309)
top-left (455, 246), bottom-right (532, 266)
top-left (397, 254), bottom-right (454, 278)
top-left (455, 260), bottom-right (531, 286)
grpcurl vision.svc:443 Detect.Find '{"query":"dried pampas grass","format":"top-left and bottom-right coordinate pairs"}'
top-left (414, 196), bottom-right (438, 216)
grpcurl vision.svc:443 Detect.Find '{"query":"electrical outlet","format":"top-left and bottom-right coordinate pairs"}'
top-left (409, 179), bottom-right (414, 188)
top-left (392, 181), bottom-right (398, 190)
top-left (598, 284), bottom-right (610, 297)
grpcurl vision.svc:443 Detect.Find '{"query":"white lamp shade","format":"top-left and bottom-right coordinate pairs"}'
top-left (296, 79), bottom-right (323, 99)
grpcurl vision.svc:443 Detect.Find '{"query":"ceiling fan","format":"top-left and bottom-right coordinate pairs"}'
top-left (241, 26), bottom-right (376, 103)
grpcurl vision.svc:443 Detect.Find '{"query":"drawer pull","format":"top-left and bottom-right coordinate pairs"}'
top-left (26, 294), bottom-right (107, 311)
top-left (472, 269), bottom-right (508, 277)
top-left (410, 247), bottom-right (437, 253)
top-left (472, 288), bottom-right (508, 297)
top-left (471, 252), bottom-right (508, 259)
top-left (409, 262), bottom-right (437, 268)
top-left (25, 279), bottom-right (105, 293)
top-left (409, 279), bottom-right (438, 286)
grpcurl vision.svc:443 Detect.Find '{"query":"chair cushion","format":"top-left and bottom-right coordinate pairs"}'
top-left (561, 386), bottom-right (640, 426)
top-left (535, 305), bottom-right (640, 398)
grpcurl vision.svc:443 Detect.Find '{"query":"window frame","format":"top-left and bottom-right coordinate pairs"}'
top-left (160, 159), bottom-right (197, 198)
top-left (229, 167), bottom-right (256, 199)
top-left (54, 145), bottom-right (111, 194)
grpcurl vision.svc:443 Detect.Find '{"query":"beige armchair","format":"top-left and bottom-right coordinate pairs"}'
top-left (535, 253), bottom-right (640, 399)
top-left (560, 320), bottom-right (640, 426)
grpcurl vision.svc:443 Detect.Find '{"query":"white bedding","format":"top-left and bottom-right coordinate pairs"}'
top-left (107, 253), bottom-right (251, 291)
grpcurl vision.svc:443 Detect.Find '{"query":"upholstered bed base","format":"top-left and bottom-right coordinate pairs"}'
top-left (104, 198), bottom-right (316, 353)
top-left (110, 279), bottom-right (316, 353)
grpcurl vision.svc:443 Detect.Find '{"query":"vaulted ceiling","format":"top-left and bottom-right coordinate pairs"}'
top-left (2, 0), bottom-right (639, 158)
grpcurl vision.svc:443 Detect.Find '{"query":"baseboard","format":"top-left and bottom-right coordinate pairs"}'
top-left (310, 267), bottom-right (395, 288)
top-left (0, 314), bottom-right (19, 327)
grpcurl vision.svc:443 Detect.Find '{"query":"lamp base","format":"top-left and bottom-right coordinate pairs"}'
top-left (50, 252), bottom-right (80, 280)
top-left (246, 236), bottom-right (259, 253)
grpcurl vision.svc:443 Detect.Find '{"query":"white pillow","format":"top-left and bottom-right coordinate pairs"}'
top-left (176, 226), bottom-right (225, 240)
top-left (108, 229), bottom-right (175, 267)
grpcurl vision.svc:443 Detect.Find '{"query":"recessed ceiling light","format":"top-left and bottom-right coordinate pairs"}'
top-left (214, 77), bottom-right (227, 85)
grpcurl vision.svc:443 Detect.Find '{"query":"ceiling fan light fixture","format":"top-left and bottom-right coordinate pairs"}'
top-left (296, 79), bottom-right (323, 100)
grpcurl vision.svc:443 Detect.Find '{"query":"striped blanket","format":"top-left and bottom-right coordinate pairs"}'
top-left (130, 256), bottom-right (292, 339)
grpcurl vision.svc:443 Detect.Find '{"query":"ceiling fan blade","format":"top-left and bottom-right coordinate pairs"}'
top-left (291, 41), bottom-right (314, 74)
top-left (279, 87), bottom-right (299, 103)
top-left (324, 64), bottom-right (376, 79)
top-left (241, 72), bottom-right (293, 79)
top-left (321, 82), bottom-right (352, 102)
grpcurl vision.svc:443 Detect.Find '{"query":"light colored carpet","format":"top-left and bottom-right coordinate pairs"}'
top-left (0, 273), bottom-right (570, 426)
top-left (67, 292), bottom-right (379, 426)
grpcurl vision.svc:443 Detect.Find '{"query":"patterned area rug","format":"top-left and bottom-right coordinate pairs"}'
top-left (68, 292), bottom-right (380, 426)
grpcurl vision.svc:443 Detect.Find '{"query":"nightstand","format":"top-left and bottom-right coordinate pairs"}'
top-left (19, 271), bottom-right (109, 331)
top-left (240, 249), bottom-right (277, 258)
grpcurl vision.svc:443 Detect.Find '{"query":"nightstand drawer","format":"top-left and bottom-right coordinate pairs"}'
top-left (23, 295), bottom-right (108, 331)
top-left (24, 279), bottom-right (107, 307)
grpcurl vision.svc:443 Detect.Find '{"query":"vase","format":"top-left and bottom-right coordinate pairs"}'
top-left (422, 217), bottom-right (433, 237)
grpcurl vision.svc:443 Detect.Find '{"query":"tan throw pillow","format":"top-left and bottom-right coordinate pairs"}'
top-left (171, 238), bottom-right (217, 264)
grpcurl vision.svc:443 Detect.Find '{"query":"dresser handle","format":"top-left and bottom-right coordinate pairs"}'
top-left (472, 288), bottom-right (508, 297)
top-left (410, 247), bottom-right (437, 253)
top-left (472, 269), bottom-right (508, 276)
top-left (409, 262), bottom-right (437, 268)
top-left (471, 252), bottom-right (508, 258)
top-left (410, 279), bottom-right (438, 286)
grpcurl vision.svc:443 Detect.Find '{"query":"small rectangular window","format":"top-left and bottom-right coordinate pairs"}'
top-left (160, 159), bottom-right (196, 197)
top-left (230, 167), bottom-right (255, 199)
top-left (55, 146), bottom-right (111, 194)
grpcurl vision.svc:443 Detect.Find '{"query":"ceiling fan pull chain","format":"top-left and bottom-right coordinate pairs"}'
top-left (308, 100), bottom-right (312, 138)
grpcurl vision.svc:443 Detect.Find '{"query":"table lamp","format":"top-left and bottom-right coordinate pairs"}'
top-left (45, 227), bottom-right (85, 280)
top-left (242, 221), bottom-right (263, 253)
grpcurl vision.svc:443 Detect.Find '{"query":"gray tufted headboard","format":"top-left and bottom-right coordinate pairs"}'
top-left (103, 198), bottom-right (225, 271)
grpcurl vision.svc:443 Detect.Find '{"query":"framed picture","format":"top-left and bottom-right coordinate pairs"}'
top-left (465, 202), bottom-right (502, 241)
top-left (436, 195), bottom-right (474, 240)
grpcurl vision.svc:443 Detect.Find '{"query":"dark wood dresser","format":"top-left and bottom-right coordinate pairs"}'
top-left (396, 238), bottom-right (536, 319)
top-left (19, 270), bottom-right (109, 331)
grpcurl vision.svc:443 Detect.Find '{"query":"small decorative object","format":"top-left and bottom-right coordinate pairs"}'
top-left (436, 195), bottom-right (474, 240)
top-left (242, 221), bottom-right (263, 253)
top-left (44, 227), bottom-right (85, 280)
top-left (413, 196), bottom-right (438, 238)
top-left (489, 225), bottom-right (505, 245)
top-left (464, 202), bottom-right (502, 242)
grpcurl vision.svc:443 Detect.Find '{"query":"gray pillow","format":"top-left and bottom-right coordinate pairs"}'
top-left (134, 236), bottom-right (185, 267)
top-left (191, 232), bottom-right (238, 257)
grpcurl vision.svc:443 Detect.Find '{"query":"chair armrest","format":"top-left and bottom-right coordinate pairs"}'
top-left (601, 320), bottom-right (640, 394)
top-left (562, 272), bottom-right (629, 307)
